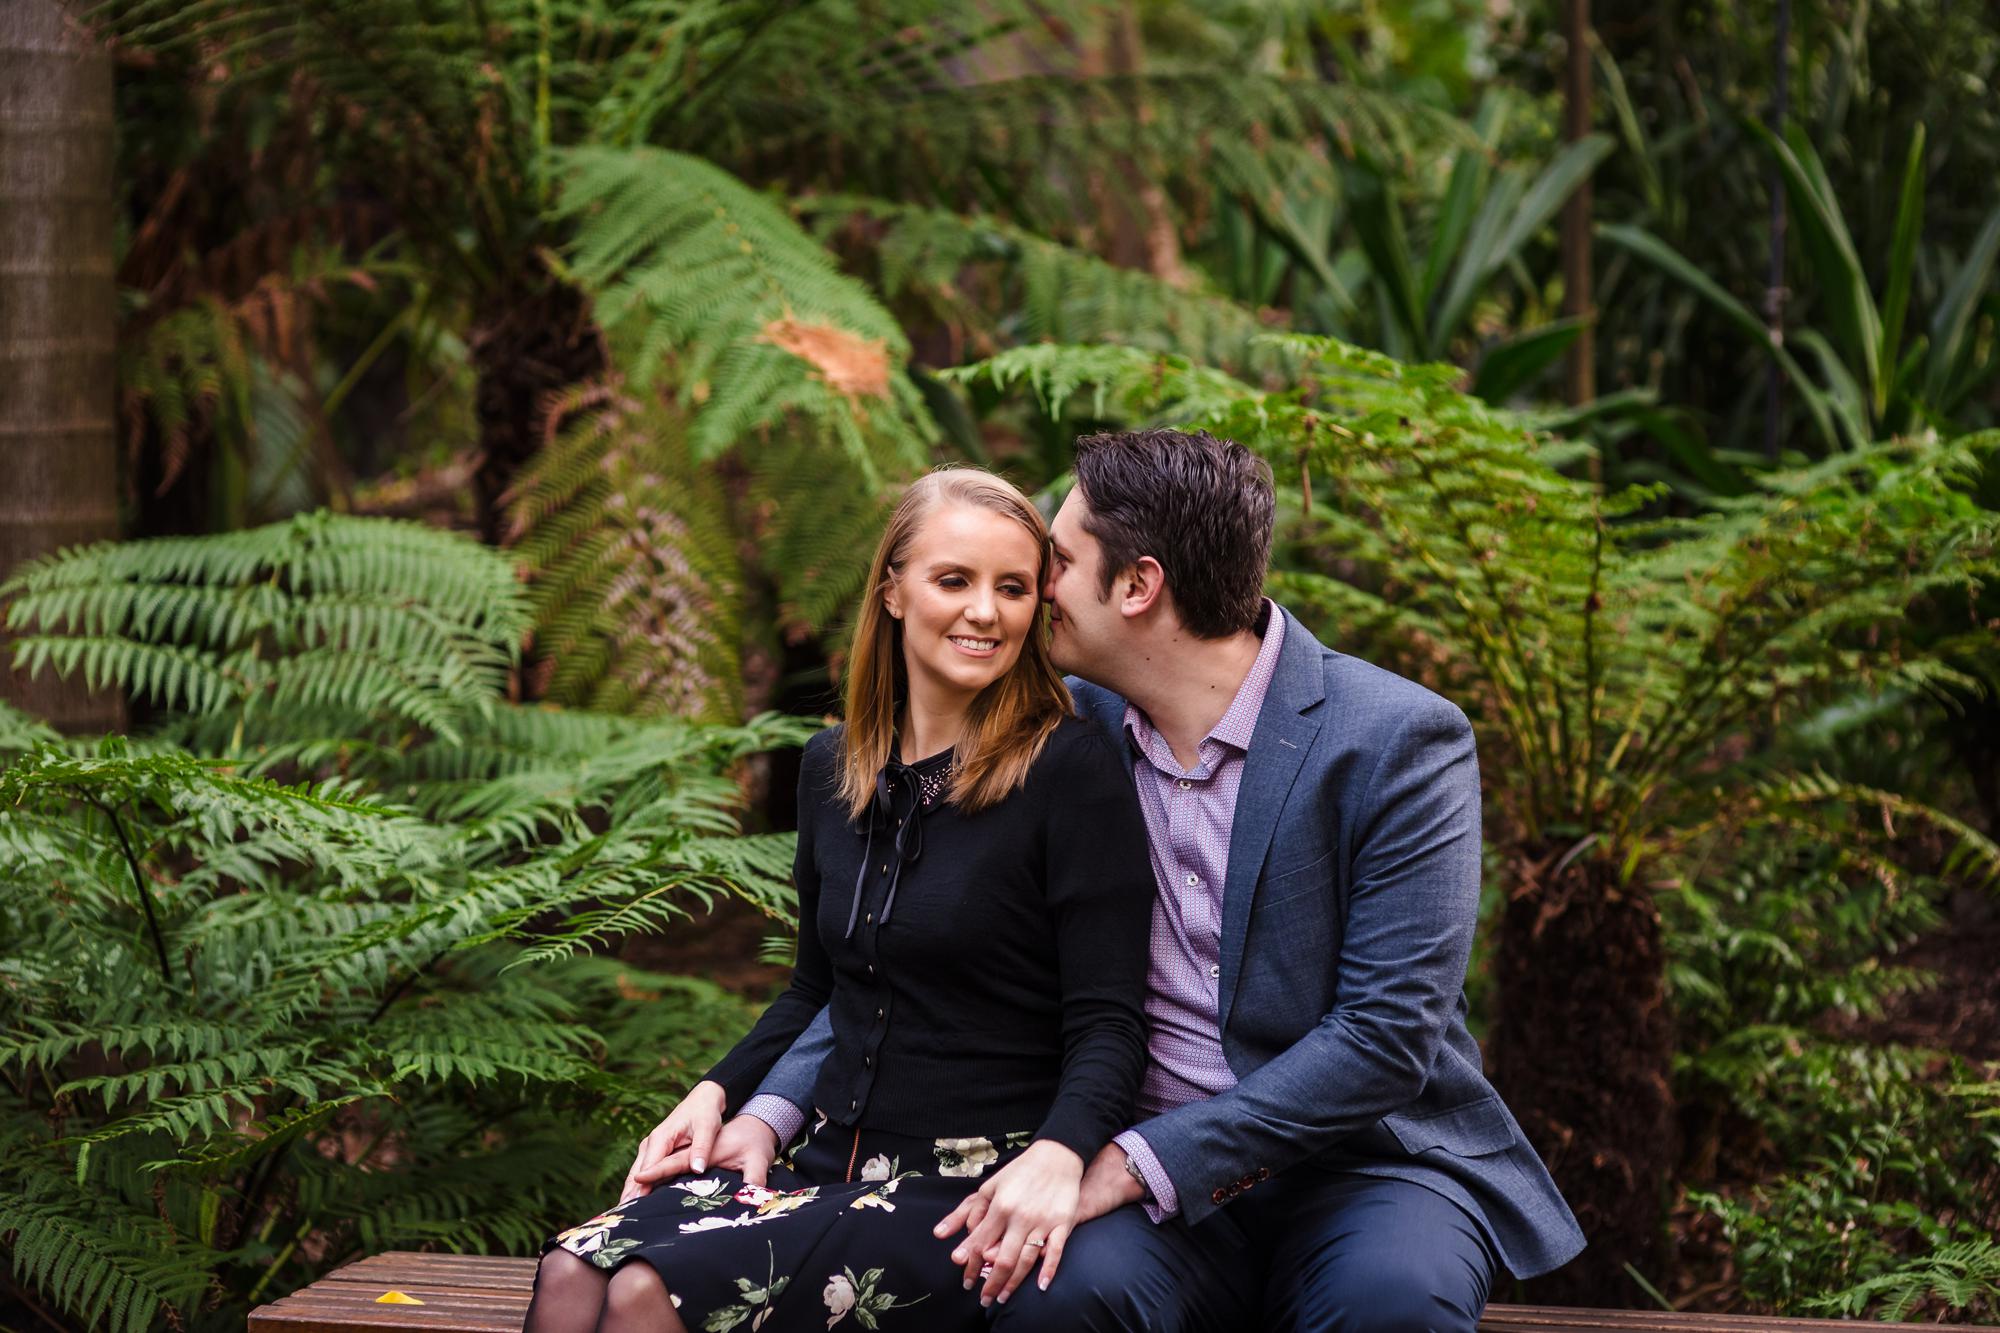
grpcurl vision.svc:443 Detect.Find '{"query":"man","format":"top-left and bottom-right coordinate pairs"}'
top-left (635, 430), bottom-right (1583, 1331)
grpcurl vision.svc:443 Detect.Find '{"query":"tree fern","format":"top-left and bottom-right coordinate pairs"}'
top-left (1, 521), bottom-right (814, 1331)
top-left (503, 379), bottom-right (748, 720)
top-left (553, 144), bottom-right (935, 476)
top-left (1, 510), bottom-right (526, 746)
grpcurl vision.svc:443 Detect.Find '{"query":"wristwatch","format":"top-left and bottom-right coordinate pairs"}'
top-left (1123, 1152), bottom-right (1151, 1200)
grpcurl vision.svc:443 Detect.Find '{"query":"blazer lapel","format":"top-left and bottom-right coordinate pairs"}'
top-left (1216, 615), bottom-right (1326, 1035)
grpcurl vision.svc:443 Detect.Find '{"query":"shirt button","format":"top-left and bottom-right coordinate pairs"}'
top-left (875, 1007), bottom-right (885, 1020)
top-left (866, 964), bottom-right (876, 977)
top-left (850, 1099), bottom-right (858, 1112)
top-left (1208, 964), bottom-right (1220, 979)
top-left (1185, 873), bottom-right (1201, 887)
top-left (1177, 778), bottom-right (1192, 791)
top-left (878, 864), bottom-right (887, 874)
top-left (864, 1055), bottom-right (872, 1068)
top-left (865, 912), bottom-right (874, 925)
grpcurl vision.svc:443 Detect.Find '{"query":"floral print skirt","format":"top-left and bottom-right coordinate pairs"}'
top-left (539, 1115), bottom-right (1034, 1331)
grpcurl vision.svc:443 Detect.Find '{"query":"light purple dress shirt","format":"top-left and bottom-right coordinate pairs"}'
top-left (1110, 600), bottom-right (1284, 1220)
top-left (748, 602), bottom-right (1288, 1226)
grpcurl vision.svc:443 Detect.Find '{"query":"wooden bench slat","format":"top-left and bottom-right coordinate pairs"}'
top-left (247, 1251), bottom-right (1949, 1332)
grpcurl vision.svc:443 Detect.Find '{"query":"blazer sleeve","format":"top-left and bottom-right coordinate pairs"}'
top-left (702, 736), bottom-right (838, 1110)
top-left (1131, 699), bottom-right (1484, 1224)
top-left (750, 1004), bottom-right (834, 1112)
top-left (1032, 727), bottom-right (1154, 1162)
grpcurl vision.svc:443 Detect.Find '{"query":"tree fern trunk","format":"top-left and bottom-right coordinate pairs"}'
top-left (468, 262), bottom-right (606, 545)
top-left (0, 0), bottom-right (123, 732)
top-left (1489, 849), bottom-right (1676, 1307)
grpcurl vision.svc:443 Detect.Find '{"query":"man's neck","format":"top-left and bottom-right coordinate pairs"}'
top-left (1117, 627), bottom-right (1265, 769)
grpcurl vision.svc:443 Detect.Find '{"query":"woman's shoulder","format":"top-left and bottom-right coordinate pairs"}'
top-left (797, 724), bottom-right (846, 796)
top-left (1028, 712), bottom-right (1128, 784)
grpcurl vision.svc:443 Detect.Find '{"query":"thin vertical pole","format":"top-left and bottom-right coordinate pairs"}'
top-left (1561, 0), bottom-right (1598, 477)
top-left (1763, 0), bottom-right (1792, 461)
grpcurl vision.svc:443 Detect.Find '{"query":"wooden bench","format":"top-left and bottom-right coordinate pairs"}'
top-left (246, 1252), bottom-right (1942, 1331)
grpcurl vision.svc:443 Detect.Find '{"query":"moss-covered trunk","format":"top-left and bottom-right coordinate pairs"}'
top-left (1489, 848), bottom-right (1676, 1307)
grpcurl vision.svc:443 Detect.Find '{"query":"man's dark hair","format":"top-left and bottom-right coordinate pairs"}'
top-left (1071, 428), bottom-right (1274, 639)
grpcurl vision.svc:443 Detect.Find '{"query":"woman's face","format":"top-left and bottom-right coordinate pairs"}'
top-left (884, 502), bottom-right (1043, 711)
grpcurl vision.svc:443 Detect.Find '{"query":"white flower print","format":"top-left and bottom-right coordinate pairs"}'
top-left (823, 1273), bottom-right (857, 1327)
top-left (859, 1154), bottom-right (894, 1181)
top-left (932, 1136), bottom-right (999, 1178)
top-left (675, 1177), bottom-right (733, 1210)
top-left (823, 1266), bottom-right (928, 1327)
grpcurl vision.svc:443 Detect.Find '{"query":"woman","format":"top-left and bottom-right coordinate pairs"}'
top-left (524, 469), bottom-right (1154, 1333)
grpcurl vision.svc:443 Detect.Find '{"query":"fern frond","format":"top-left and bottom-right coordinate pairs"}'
top-left (553, 145), bottom-right (934, 475)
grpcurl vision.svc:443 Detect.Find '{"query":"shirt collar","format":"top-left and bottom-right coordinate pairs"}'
top-left (1122, 599), bottom-right (1286, 767)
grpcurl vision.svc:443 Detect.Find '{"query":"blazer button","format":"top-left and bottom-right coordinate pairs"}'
top-left (1239, 1173), bottom-right (1256, 1189)
top-left (1255, 1167), bottom-right (1271, 1182)
top-left (1226, 1183), bottom-right (1243, 1198)
top-left (1210, 1187), bottom-right (1228, 1206)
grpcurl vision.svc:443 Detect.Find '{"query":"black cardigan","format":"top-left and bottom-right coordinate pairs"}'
top-left (705, 715), bottom-right (1153, 1163)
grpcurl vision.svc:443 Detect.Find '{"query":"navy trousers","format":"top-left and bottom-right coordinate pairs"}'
top-left (989, 1173), bottom-right (1498, 1333)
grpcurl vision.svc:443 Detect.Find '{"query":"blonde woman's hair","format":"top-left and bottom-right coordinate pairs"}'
top-left (838, 468), bottom-right (1070, 819)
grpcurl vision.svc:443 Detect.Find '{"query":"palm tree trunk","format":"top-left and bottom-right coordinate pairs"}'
top-left (1489, 846), bottom-right (1676, 1307)
top-left (0, 0), bottom-right (123, 733)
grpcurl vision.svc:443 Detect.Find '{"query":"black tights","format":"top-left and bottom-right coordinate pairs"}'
top-left (521, 1249), bottom-right (687, 1333)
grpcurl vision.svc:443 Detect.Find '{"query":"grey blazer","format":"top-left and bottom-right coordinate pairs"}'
top-left (750, 609), bottom-right (1584, 1279)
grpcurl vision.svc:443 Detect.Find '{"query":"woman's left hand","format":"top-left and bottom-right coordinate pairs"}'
top-left (932, 1139), bottom-right (1083, 1306)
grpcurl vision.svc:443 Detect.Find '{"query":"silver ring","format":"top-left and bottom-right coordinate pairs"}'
top-left (1022, 1238), bottom-right (1046, 1249)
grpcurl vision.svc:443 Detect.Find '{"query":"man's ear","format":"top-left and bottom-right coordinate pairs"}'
top-left (1116, 556), bottom-right (1168, 619)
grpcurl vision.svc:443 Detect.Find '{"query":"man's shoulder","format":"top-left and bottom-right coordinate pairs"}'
top-left (1280, 612), bottom-right (1470, 741)
top-left (1064, 675), bottom-right (1126, 727)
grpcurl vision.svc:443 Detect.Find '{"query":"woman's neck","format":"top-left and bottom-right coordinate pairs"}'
top-left (898, 687), bottom-right (970, 763)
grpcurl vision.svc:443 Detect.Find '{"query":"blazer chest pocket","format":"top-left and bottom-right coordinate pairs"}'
top-left (1255, 846), bottom-right (1334, 910)
top-left (1382, 1096), bottom-right (1515, 1158)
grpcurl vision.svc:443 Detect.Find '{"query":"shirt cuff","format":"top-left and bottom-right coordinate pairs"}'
top-left (1113, 1130), bottom-right (1180, 1222)
top-left (741, 1094), bottom-right (807, 1150)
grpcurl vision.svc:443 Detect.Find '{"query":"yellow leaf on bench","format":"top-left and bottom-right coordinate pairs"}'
top-left (375, 1291), bottom-right (426, 1305)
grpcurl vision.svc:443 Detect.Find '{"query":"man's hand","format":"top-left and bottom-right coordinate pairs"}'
top-left (630, 1114), bottom-right (782, 1193)
top-left (1075, 1142), bottom-right (1146, 1225)
top-left (620, 1080), bottom-right (728, 1202)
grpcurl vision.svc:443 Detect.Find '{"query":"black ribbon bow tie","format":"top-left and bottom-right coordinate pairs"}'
top-left (843, 758), bottom-right (930, 938)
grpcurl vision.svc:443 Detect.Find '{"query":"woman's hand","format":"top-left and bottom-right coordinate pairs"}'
top-left (932, 1139), bottom-right (1083, 1307)
top-left (620, 1080), bottom-right (728, 1202)
top-left (630, 1114), bottom-right (782, 1191)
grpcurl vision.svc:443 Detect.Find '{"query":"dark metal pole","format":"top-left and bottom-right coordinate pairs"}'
top-left (1763, 0), bottom-right (1791, 461)
top-left (1562, 0), bottom-right (1596, 433)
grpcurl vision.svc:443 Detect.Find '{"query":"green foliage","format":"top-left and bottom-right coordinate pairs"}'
top-left (957, 337), bottom-right (2000, 867)
top-left (1, 509), bottom-right (525, 745)
top-left (0, 521), bottom-right (813, 1330)
top-left (1606, 122), bottom-right (2000, 450)
top-left (1807, 1239), bottom-right (2000, 1323)
top-left (1343, 91), bottom-right (1613, 371)
top-left (552, 147), bottom-right (933, 477)
top-left (504, 382), bottom-right (747, 721)
top-left (805, 197), bottom-right (1283, 378)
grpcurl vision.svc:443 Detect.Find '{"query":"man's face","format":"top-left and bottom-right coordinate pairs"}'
top-left (1044, 488), bottom-right (1127, 679)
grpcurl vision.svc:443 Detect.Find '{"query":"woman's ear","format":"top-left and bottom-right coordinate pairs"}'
top-left (883, 583), bottom-right (903, 621)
